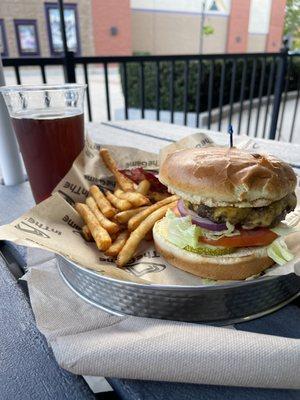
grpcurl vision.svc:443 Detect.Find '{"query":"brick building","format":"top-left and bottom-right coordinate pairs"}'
top-left (0, 0), bottom-right (132, 58)
top-left (131, 0), bottom-right (287, 54)
top-left (0, 0), bottom-right (286, 58)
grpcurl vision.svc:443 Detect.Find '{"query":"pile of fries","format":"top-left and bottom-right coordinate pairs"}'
top-left (75, 149), bottom-right (178, 267)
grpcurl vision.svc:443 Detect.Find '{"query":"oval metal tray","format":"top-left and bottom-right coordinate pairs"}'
top-left (57, 255), bottom-right (300, 325)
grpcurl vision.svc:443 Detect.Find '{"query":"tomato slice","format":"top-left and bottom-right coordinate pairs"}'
top-left (200, 228), bottom-right (278, 248)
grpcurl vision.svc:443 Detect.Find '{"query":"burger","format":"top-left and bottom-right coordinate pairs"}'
top-left (153, 147), bottom-right (298, 280)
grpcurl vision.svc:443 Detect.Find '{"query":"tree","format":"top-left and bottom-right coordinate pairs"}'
top-left (284, 0), bottom-right (300, 49)
top-left (203, 25), bottom-right (214, 36)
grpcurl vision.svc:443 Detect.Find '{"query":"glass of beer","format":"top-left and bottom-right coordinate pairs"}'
top-left (0, 84), bottom-right (86, 203)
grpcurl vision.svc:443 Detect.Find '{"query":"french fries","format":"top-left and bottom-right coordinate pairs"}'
top-left (74, 147), bottom-right (176, 268)
top-left (114, 206), bottom-right (148, 224)
top-left (114, 188), bottom-right (150, 207)
top-left (128, 195), bottom-right (179, 231)
top-left (117, 201), bottom-right (177, 267)
top-left (105, 231), bottom-right (129, 257)
top-left (110, 231), bottom-right (119, 242)
top-left (114, 185), bottom-right (121, 195)
top-left (75, 203), bottom-right (111, 251)
top-left (82, 225), bottom-right (93, 242)
top-left (105, 190), bottom-right (133, 211)
top-left (100, 148), bottom-right (135, 192)
top-left (90, 185), bottom-right (116, 218)
top-left (148, 191), bottom-right (170, 202)
top-left (136, 179), bottom-right (151, 195)
top-left (86, 196), bottom-right (119, 234)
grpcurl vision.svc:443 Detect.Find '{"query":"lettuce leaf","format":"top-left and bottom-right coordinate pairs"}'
top-left (195, 220), bottom-right (241, 242)
top-left (162, 211), bottom-right (297, 266)
top-left (164, 210), bottom-right (202, 248)
top-left (270, 222), bottom-right (300, 237)
top-left (267, 238), bottom-right (294, 265)
top-left (201, 221), bottom-right (240, 240)
top-left (165, 210), bottom-right (240, 241)
top-left (162, 211), bottom-right (231, 255)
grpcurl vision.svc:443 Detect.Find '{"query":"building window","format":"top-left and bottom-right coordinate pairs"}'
top-left (14, 20), bottom-right (40, 56)
top-left (45, 3), bottom-right (80, 55)
top-left (0, 20), bottom-right (9, 57)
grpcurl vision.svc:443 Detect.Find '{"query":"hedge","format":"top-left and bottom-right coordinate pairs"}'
top-left (120, 57), bottom-right (300, 113)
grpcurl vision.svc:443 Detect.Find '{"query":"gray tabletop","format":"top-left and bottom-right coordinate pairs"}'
top-left (1, 121), bottom-right (300, 400)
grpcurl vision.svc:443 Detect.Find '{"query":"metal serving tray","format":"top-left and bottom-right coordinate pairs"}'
top-left (57, 255), bottom-right (300, 325)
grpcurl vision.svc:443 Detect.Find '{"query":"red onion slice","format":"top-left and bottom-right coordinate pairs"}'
top-left (177, 199), bottom-right (227, 231)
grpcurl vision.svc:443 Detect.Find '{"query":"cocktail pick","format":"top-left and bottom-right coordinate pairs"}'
top-left (228, 124), bottom-right (233, 148)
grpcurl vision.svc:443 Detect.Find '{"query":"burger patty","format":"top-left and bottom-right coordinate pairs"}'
top-left (188, 192), bottom-right (297, 229)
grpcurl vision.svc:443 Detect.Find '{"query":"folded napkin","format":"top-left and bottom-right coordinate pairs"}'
top-left (23, 253), bottom-right (300, 390)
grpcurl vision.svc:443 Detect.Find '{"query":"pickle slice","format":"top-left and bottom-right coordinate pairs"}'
top-left (184, 245), bottom-right (235, 256)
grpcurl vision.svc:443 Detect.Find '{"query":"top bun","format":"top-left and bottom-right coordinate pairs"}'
top-left (159, 147), bottom-right (296, 207)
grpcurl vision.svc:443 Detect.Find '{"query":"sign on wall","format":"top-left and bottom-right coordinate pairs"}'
top-left (248, 0), bottom-right (272, 34)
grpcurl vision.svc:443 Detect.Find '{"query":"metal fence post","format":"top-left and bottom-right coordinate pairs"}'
top-left (268, 46), bottom-right (288, 140)
top-left (64, 51), bottom-right (76, 83)
top-left (57, 0), bottom-right (76, 83)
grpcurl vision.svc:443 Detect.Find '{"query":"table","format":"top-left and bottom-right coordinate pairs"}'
top-left (1, 121), bottom-right (300, 400)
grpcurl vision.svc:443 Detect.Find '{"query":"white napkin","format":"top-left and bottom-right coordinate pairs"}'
top-left (23, 254), bottom-right (300, 390)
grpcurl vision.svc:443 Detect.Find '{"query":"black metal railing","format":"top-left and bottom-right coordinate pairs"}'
top-left (2, 51), bottom-right (299, 143)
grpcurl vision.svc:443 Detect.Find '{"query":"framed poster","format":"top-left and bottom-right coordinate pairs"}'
top-left (45, 3), bottom-right (80, 55)
top-left (14, 20), bottom-right (40, 56)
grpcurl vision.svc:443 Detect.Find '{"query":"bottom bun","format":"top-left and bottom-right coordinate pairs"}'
top-left (153, 221), bottom-right (275, 280)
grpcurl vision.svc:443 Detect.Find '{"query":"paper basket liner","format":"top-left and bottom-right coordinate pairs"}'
top-left (0, 130), bottom-right (299, 285)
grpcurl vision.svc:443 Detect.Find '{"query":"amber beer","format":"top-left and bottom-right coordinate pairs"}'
top-left (12, 112), bottom-right (84, 203)
top-left (0, 84), bottom-right (86, 203)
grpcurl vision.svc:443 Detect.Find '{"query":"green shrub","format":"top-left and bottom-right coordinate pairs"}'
top-left (120, 57), bottom-right (300, 112)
